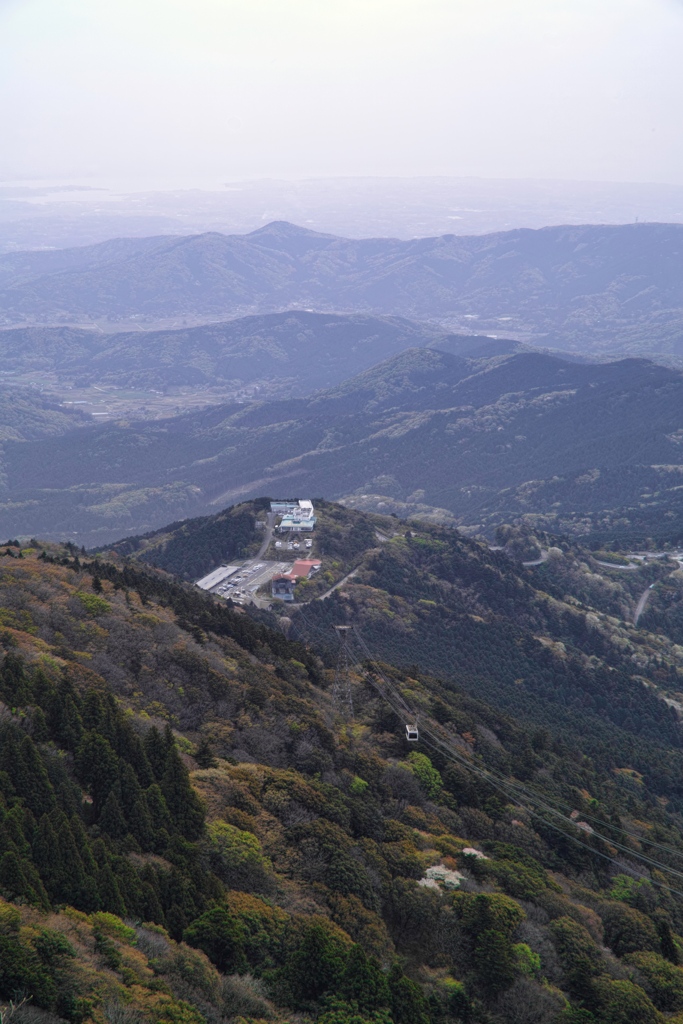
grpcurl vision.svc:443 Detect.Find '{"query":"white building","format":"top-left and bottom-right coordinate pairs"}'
top-left (271, 498), bottom-right (316, 532)
top-left (270, 499), bottom-right (315, 520)
top-left (278, 515), bottom-right (316, 533)
top-left (195, 565), bottom-right (240, 590)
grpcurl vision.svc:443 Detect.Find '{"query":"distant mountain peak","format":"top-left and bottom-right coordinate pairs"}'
top-left (246, 220), bottom-right (339, 241)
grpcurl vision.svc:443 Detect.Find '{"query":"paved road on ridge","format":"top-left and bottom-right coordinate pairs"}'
top-left (257, 512), bottom-right (277, 559)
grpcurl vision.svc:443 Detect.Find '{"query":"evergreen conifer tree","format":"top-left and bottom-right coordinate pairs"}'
top-left (161, 746), bottom-right (205, 840)
top-left (99, 788), bottom-right (128, 841)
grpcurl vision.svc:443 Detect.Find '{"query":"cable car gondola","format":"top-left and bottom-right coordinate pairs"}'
top-left (405, 723), bottom-right (419, 742)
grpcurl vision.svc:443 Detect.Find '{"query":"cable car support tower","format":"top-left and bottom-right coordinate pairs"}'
top-left (332, 625), bottom-right (355, 719)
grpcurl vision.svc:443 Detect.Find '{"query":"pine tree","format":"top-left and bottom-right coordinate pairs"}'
top-left (194, 737), bottom-right (217, 769)
top-left (48, 675), bottom-right (83, 750)
top-left (53, 816), bottom-right (88, 906)
top-left (129, 795), bottom-right (155, 849)
top-left (657, 916), bottom-right (680, 964)
top-left (14, 734), bottom-right (55, 817)
top-left (388, 963), bottom-right (429, 1024)
top-left (32, 668), bottom-right (53, 707)
top-left (68, 815), bottom-right (100, 911)
top-left (144, 726), bottom-right (170, 781)
top-left (75, 731), bottom-right (119, 812)
top-left (32, 814), bottom-right (59, 894)
top-left (0, 850), bottom-right (38, 905)
top-left (96, 862), bottom-right (126, 916)
top-left (0, 652), bottom-right (31, 705)
top-left (117, 723), bottom-right (154, 788)
top-left (118, 762), bottom-right (142, 814)
top-left (99, 788), bottom-right (128, 842)
top-left (31, 706), bottom-right (49, 742)
top-left (81, 689), bottom-right (106, 732)
top-left (141, 881), bottom-right (165, 924)
top-left (161, 746), bottom-right (205, 840)
top-left (145, 784), bottom-right (171, 832)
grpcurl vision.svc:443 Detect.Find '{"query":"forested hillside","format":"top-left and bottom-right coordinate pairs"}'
top-left (0, 387), bottom-right (91, 442)
top-left (106, 500), bottom-right (264, 580)
top-left (6, 348), bottom-right (683, 545)
top-left (2, 221), bottom-right (683, 357)
top-left (112, 499), bottom-right (683, 787)
top-left (0, 313), bottom-right (442, 396)
top-left (4, 531), bottom-right (683, 1023)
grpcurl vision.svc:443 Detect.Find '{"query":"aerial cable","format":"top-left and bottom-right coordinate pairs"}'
top-left (420, 720), bottom-right (683, 874)
top-left (292, 605), bottom-right (336, 646)
top-left (416, 726), bottom-right (683, 889)
top-left (419, 721), bottom-right (683, 882)
top-left (350, 628), bottom-right (417, 718)
top-left (299, 615), bottom-right (683, 885)
top-left (351, 621), bottom-right (683, 870)
top-left (346, 620), bottom-right (683, 890)
top-left (415, 732), bottom-right (683, 901)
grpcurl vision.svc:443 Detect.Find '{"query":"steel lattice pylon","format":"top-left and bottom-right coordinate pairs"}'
top-left (332, 625), bottom-right (354, 718)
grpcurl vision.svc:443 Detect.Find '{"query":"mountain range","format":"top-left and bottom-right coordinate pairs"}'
top-left (3, 345), bottom-right (683, 545)
top-left (0, 311), bottom-right (451, 395)
top-left (2, 220), bottom-right (683, 356)
top-left (8, 196), bottom-right (683, 1024)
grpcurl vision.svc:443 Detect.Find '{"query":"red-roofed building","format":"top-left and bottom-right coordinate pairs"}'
top-left (271, 560), bottom-right (322, 601)
top-left (291, 559), bottom-right (322, 579)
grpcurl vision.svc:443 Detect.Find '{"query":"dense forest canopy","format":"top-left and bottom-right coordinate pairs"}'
top-left (4, 499), bottom-right (683, 1022)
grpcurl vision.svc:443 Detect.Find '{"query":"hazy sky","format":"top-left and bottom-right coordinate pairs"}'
top-left (1, 0), bottom-right (683, 187)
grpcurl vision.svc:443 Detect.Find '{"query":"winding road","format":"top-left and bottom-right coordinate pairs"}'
top-left (256, 511), bottom-right (277, 559)
top-left (522, 550), bottom-right (549, 567)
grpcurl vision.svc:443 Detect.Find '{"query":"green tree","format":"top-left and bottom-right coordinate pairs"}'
top-left (457, 892), bottom-right (525, 937)
top-left (318, 1000), bottom-right (393, 1024)
top-left (456, 892), bottom-right (526, 998)
top-left (623, 950), bottom-right (683, 1011)
top-left (339, 944), bottom-right (390, 1011)
top-left (145, 726), bottom-right (172, 781)
top-left (205, 820), bottom-right (272, 891)
top-left (75, 732), bottom-right (118, 812)
top-left (0, 850), bottom-right (43, 906)
top-left (194, 738), bottom-right (217, 769)
top-left (282, 919), bottom-right (350, 1006)
top-left (96, 862), bottom-right (126, 917)
top-left (129, 794), bottom-right (156, 849)
top-left (161, 746), bottom-right (205, 840)
top-left (48, 676), bottom-right (83, 750)
top-left (590, 976), bottom-right (660, 1024)
top-left (550, 916), bottom-right (602, 996)
top-left (473, 928), bottom-right (517, 995)
top-left (99, 788), bottom-right (128, 841)
top-left (600, 902), bottom-right (660, 958)
top-left (0, 652), bottom-right (31, 705)
top-left (406, 752), bottom-right (442, 799)
top-left (183, 907), bottom-right (247, 973)
top-left (387, 963), bottom-right (429, 1024)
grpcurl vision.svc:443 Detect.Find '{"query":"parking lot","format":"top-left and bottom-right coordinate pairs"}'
top-left (211, 559), bottom-right (294, 604)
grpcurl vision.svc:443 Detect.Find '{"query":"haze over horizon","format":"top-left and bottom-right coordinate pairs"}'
top-left (2, 0), bottom-right (683, 189)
